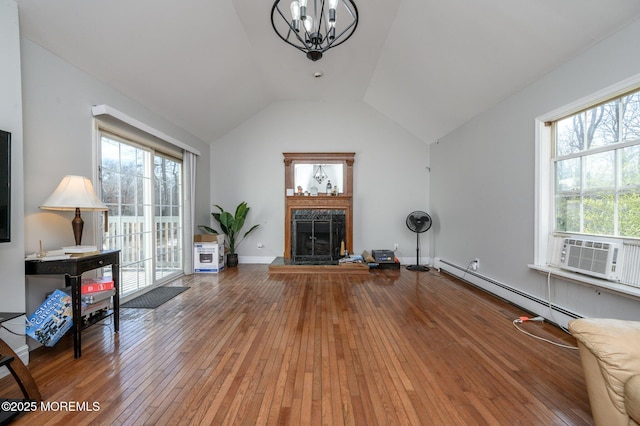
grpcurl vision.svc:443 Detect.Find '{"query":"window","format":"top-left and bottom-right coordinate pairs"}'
top-left (552, 88), bottom-right (640, 239)
top-left (99, 130), bottom-right (183, 297)
top-left (533, 77), bottom-right (640, 293)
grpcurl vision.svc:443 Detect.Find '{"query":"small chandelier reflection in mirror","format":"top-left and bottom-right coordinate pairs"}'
top-left (313, 165), bottom-right (328, 184)
top-left (271, 0), bottom-right (359, 61)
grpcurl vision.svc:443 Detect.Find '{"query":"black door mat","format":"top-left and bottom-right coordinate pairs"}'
top-left (121, 286), bottom-right (190, 309)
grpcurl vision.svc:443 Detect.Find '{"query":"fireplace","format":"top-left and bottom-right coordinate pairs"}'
top-left (292, 209), bottom-right (346, 264)
top-left (283, 152), bottom-right (355, 261)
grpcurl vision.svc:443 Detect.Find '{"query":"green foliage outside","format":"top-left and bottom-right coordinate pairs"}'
top-left (556, 193), bottom-right (640, 238)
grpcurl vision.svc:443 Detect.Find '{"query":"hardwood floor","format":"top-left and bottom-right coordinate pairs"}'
top-left (2, 266), bottom-right (592, 425)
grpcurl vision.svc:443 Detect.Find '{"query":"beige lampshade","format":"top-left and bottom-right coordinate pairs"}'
top-left (40, 175), bottom-right (107, 246)
top-left (40, 175), bottom-right (107, 211)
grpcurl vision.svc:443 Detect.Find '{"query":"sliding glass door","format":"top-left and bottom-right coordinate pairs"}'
top-left (99, 131), bottom-right (183, 297)
top-left (154, 154), bottom-right (183, 281)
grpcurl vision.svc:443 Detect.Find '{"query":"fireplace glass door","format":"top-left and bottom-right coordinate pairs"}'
top-left (292, 210), bottom-right (345, 264)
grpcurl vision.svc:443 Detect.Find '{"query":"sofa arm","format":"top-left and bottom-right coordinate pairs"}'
top-left (626, 375), bottom-right (640, 424)
top-left (569, 319), bottom-right (640, 417)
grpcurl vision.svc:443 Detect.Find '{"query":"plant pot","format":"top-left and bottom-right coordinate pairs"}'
top-left (226, 253), bottom-right (238, 268)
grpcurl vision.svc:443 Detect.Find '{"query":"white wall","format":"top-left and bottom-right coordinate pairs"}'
top-left (20, 38), bottom-right (211, 343)
top-left (209, 101), bottom-right (429, 263)
top-left (430, 18), bottom-right (640, 324)
top-left (0, 0), bottom-right (27, 359)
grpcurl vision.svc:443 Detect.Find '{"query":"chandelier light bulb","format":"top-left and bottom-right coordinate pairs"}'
top-left (300, 0), bottom-right (308, 20)
top-left (290, 1), bottom-right (300, 31)
top-left (327, 17), bottom-right (336, 40)
top-left (327, 13), bottom-right (335, 28)
top-left (290, 1), bottom-right (300, 19)
top-left (328, 7), bottom-right (336, 24)
top-left (304, 16), bottom-right (313, 34)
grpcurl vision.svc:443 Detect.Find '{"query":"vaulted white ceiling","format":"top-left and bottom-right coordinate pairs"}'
top-left (16, 0), bottom-right (640, 144)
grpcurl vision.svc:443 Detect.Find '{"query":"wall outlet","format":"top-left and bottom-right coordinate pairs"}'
top-left (471, 258), bottom-right (479, 271)
top-left (393, 243), bottom-right (399, 251)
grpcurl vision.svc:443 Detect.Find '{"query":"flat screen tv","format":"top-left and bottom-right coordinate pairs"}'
top-left (0, 130), bottom-right (10, 242)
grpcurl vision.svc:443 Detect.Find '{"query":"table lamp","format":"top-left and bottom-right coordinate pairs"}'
top-left (40, 175), bottom-right (108, 246)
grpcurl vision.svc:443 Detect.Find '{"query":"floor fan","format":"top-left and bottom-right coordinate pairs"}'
top-left (405, 211), bottom-right (432, 272)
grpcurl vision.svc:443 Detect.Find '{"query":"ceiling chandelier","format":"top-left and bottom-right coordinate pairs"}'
top-left (271, 0), bottom-right (359, 61)
top-left (313, 165), bottom-right (328, 184)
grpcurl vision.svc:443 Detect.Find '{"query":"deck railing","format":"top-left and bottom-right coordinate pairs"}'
top-left (103, 216), bottom-right (183, 295)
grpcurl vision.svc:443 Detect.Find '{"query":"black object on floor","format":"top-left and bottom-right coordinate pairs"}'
top-left (121, 286), bottom-right (189, 309)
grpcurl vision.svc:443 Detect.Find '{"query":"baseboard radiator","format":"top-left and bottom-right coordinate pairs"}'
top-left (434, 257), bottom-right (581, 329)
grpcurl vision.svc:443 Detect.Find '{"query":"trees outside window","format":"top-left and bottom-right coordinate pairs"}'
top-left (100, 131), bottom-right (183, 296)
top-left (554, 90), bottom-right (640, 239)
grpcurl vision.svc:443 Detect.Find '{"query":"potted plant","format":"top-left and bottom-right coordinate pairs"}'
top-left (199, 202), bottom-right (260, 267)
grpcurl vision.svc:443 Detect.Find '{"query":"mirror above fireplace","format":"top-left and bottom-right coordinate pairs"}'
top-left (284, 152), bottom-right (354, 197)
top-left (294, 163), bottom-right (344, 194)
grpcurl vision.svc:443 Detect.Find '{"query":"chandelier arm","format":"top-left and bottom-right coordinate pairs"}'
top-left (317, 0), bottom-right (326, 34)
top-left (283, 2), bottom-right (321, 51)
top-left (273, 4), bottom-right (312, 50)
top-left (322, 19), bottom-right (357, 50)
top-left (341, 0), bottom-right (358, 20)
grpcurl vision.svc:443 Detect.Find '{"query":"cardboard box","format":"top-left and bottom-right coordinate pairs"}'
top-left (194, 234), bottom-right (226, 245)
top-left (194, 242), bottom-right (225, 273)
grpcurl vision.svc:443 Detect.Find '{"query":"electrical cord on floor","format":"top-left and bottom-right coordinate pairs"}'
top-left (449, 260), bottom-right (577, 349)
top-left (512, 316), bottom-right (578, 350)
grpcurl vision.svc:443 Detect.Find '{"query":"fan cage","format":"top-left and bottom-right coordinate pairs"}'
top-left (406, 211), bottom-right (432, 234)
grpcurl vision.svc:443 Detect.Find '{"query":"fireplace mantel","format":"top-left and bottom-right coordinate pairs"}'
top-left (283, 153), bottom-right (355, 260)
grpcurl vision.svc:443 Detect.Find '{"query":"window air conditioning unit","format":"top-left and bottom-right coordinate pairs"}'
top-left (559, 237), bottom-right (623, 282)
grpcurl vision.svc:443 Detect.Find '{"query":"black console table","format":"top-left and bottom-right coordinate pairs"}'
top-left (25, 250), bottom-right (120, 358)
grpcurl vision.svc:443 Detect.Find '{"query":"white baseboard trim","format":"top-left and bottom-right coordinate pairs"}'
top-left (397, 256), bottom-right (431, 267)
top-left (0, 344), bottom-right (30, 379)
top-left (237, 256), bottom-right (433, 267)
top-left (238, 256), bottom-right (432, 266)
top-left (434, 257), bottom-right (580, 330)
top-left (238, 256), bottom-right (277, 264)
top-left (16, 344), bottom-right (29, 364)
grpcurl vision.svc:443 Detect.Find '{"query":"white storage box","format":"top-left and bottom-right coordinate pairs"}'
top-left (194, 242), bottom-right (224, 273)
